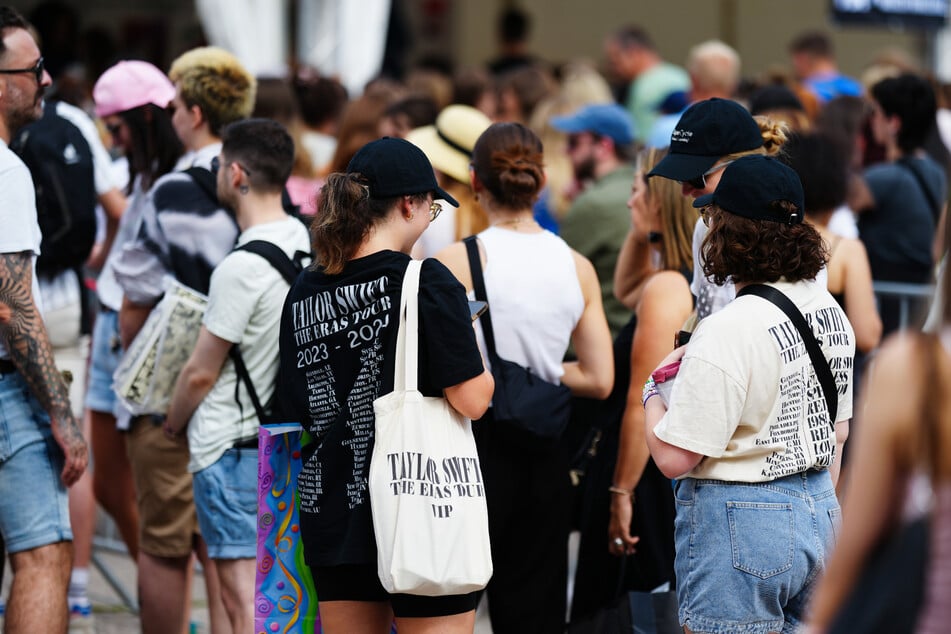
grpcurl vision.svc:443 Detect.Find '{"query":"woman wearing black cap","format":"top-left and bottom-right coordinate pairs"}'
top-left (643, 156), bottom-right (855, 632)
top-left (278, 137), bottom-right (494, 632)
top-left (647, 98), bottom-right (788, 320)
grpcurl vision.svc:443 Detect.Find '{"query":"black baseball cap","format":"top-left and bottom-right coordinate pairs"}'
top-left (347, 137), bottom-right (459, 207)
top-left (648, 98), bottom-right (763, 182)
top-left (693, 155), bottom-right (804, 225)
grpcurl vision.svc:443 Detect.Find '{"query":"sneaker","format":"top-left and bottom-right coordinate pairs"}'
top-left (68, 597), bottom-right (91, 618)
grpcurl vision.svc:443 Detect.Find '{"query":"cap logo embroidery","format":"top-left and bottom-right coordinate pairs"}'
top-left (671, 129), bottom-right (693, 144)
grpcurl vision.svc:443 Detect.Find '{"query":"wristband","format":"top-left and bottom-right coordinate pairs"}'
top-left (609, 486), bottom-right (634, 498)
top-left (642, 377), bottom-right (659, 408)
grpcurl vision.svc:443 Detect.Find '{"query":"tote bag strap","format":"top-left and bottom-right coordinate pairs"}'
top-left (393, 259), bottom-right (423, 393)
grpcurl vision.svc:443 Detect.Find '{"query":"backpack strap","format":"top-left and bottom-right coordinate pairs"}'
top-left (463, 235), bottom-right (499, 362)
top-left (235, 240), bottom-right (302, 285)
top-left (184, 166), bottom-right (218, 204)
top-left (896, 158), bottom-right (942, 223)
top-left (736, 284), bottom-right (838, 429)
top-left (228, 239), bottom-right (305, 424)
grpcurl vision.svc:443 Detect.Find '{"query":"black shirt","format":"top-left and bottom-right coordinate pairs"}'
top-left (278, 251), bottom-right (484, 566)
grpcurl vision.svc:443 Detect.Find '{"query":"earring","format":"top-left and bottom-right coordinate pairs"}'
top-left (239, 185), bottom-right (249, 195)
top-left (407, 212), bottom-right (415, 220)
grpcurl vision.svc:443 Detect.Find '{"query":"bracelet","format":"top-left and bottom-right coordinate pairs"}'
top-left (642, 377), bottom-right (659, 408)
top-left (609, 486), bottom-right (634, 498)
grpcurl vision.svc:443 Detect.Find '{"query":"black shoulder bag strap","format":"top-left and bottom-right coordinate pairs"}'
top-left (463, 235), bottom-right (499, 363)
top-left (897, 158), bottom-right (942, 223)
top-left (227, 240), bottom-right (301, 424)
top-left (736, 284), bottom-right (838, 429)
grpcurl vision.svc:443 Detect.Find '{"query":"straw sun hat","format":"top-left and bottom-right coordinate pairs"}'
top-left (406, 104), bottom-right (493, 185)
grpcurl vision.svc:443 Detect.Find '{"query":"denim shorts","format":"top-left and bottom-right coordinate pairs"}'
top-left (673, 470), bottom-right (841, 634)
top-left (85, 309), bottom-right (122, 415)
top-left (0, 372), bottom-right (72, 553)
top-left (192, 448), bottom-right (258, 559)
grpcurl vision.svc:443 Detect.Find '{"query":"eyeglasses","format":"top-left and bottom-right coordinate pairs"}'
top-left (0, 57), bottom-right (44, 83)
top-left (684, 160), bottom-right (734, 191)
top-left (211, 156), bottom-right (252, 178)
top-left (429, 200), bottom-right (443, 222)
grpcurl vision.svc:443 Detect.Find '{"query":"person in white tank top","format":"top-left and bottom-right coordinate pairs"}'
top-left (436, 122), bottom-right (613, 632)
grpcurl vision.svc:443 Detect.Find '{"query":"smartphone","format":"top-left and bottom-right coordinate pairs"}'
top-left (468, 300), bottom-right (488, 321)
top-left (674, 330), bottom-right (692, 348)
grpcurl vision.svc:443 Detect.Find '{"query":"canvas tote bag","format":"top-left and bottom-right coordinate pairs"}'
top-left (369, 259), bottom-right (493, 596)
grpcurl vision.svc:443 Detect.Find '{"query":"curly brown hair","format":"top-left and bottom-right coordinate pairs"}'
top-left (701, 205), bottom-right (828, 285)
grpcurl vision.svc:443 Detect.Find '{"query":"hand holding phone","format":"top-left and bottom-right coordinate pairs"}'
top-left (651, 360), bottom-right (681, 406)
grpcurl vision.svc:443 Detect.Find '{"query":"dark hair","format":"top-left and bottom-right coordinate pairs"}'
top-left (789, 31), bottom-right (833, 58)
top-left (453, 67), bottom-right (494, 108)
top-left (471, 122), bottom-right (544, 209)
top-left (221, 118), bottom-right (294, 193)
top-left (312, 173), bottom-right (425, 274)
top-left (0, 6), bottom-right (28, 59)
top-left (382, 94), bottom-right (438, 129)
top-left (293, 73), bottom-right (348, 129)
top-left (253, 76), bottom-right (301, 123)
top-left (119, 103), bottom-right (184, 194)
top-left (497, 65), bottom-right (555, 122)
top-left (612, 25), bottom-right (655, 52)
top-left (499, 8), bottom-right (530, 44)
top-left (781, 132), bottom-right (848, 214)
top-left (701, 209), bottom-right (828, 284)
top-left (871, 73), bottom-right (937, 154)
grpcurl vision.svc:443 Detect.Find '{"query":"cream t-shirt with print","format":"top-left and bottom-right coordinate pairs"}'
top-left (653, 279), bottom-right (855, 482)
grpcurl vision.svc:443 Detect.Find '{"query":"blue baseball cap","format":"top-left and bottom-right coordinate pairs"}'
top-left (550, 103), bottom-right (635, 146)
top-left (693, 155), bottom-right (804, 225)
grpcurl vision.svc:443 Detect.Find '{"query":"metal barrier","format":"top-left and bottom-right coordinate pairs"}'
top-left (872, 281), bottom-right (936, 331)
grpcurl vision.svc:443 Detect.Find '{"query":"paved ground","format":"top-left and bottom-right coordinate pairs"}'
top-left (1, 538), bottom-right (496, 633)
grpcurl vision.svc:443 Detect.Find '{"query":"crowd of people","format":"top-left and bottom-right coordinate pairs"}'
top-left (0, 3), bottom-right (950, 633)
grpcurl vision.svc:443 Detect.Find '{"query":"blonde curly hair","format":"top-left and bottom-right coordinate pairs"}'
top-left (169, 47), bottom-right (256, 136)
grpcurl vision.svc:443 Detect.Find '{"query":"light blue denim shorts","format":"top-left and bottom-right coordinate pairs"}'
top-left (673, 470), bottom-right (840, 634)
top-left (0, 371), bottom-right (72, 553)
top-left (192, 447), bottom-right (258, 559)
top-left (85, 309), bottom-right (122, 415)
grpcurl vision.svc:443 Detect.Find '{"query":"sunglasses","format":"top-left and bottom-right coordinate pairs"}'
top-left (684, 160), bottom-right (734, 191)
top-left (0, 56), bottom-right (44, 83)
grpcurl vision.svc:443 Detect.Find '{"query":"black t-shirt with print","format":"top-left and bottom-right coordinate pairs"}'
top-left (278, 250), bottom-right (484, 567)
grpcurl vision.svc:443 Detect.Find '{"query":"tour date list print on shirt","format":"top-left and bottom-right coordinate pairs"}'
top-left (289, 272), bottom-right (394, 515)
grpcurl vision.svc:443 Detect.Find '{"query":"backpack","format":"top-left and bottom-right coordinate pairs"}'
top-left (11, 102), bottom-right (97, 277)
top-left (229, 240), bottom-right (311, 424)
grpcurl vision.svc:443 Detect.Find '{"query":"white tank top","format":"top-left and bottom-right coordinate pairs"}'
top-left (473, 227), bottom-right (585, 383)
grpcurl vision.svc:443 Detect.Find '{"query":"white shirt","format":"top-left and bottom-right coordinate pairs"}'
top-left (472, 226), bottom-right (584, 384)
top-left (0, 139), bottom-right (43, 359)
top-left (187, 216), bottom-right (311, 472)
top-left (654, 279), bottom-right (855, 482)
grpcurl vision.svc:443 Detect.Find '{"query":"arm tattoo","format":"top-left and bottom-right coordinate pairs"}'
top-left (0, 252), bottom-right (81, 436)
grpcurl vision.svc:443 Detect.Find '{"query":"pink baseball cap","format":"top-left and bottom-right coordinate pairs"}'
top-left (93, 60), bottom-right (177, 118)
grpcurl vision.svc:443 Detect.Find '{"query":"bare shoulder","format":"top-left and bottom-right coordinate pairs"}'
top-left (642, 269), bottom-right (691, 300)
top-left (433, 241), bottom-right (473, 290)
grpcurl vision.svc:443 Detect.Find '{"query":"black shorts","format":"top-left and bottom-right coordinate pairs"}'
top-left (312, 564), bottom-right (479, 618)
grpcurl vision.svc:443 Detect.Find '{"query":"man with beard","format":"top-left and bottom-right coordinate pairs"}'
top-left (552, 103), bottom-right (636, 337)
top-left (0, 6), bottom-right (88, 632)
